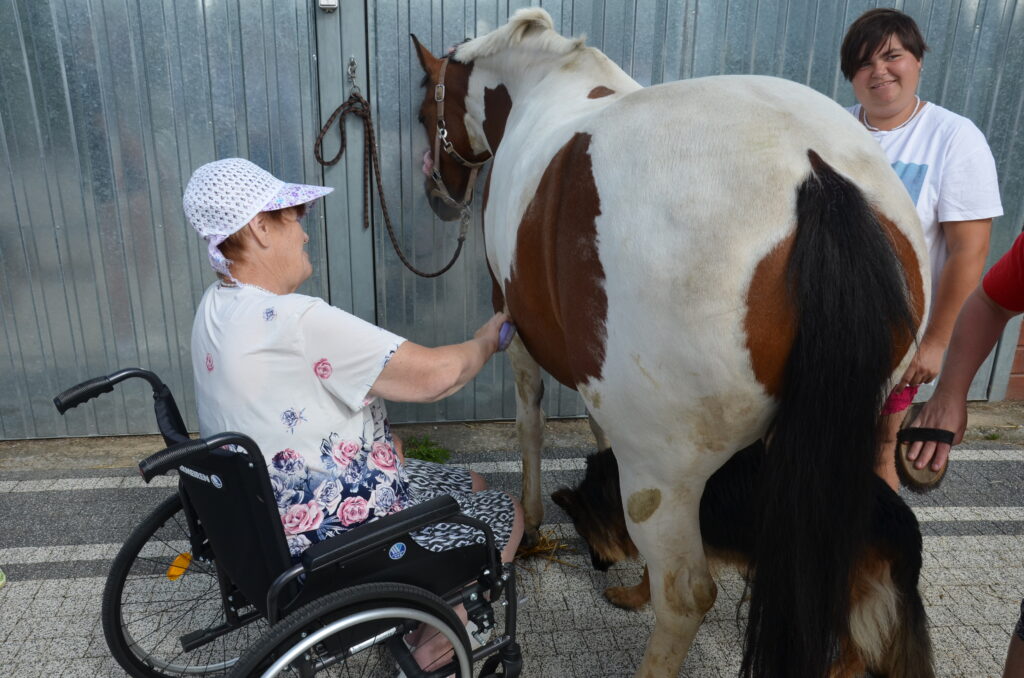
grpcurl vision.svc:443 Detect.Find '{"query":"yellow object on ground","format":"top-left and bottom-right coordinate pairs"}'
top-left (166, 553), bottom-right (192, 581)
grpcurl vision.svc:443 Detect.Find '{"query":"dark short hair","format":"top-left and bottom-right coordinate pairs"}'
top-left (840, 8), bottom-right (928, 81)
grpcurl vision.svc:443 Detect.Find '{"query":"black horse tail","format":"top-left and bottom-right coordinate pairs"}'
top-left (740, 150), bottom-right (920, 678)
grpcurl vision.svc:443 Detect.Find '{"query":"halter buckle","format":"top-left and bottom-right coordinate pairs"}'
top-left (434, 84), bottom-right (446, 102)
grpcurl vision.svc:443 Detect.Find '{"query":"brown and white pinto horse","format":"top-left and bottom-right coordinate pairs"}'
top-left (413, 9), bottom-right (929, 678)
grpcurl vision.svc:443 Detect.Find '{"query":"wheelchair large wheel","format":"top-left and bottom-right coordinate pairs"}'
top-left (230, 582), bottom-right (471, 677)
top-left (102, 493), bottom-right (268, 677)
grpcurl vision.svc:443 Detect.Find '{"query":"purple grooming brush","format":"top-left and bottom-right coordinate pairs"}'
top-left (498, 322), bottom-right (517, 351)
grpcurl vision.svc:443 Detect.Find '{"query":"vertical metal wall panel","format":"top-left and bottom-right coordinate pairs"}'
top-left (0, 0), bottom-right (324, 438)
top-left (3, 0), bottom-right (1023, 438)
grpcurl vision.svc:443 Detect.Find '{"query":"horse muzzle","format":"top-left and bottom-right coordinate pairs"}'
top-left (424, 178), bottom-right (464, 222)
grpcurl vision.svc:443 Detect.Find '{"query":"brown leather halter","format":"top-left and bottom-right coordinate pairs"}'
top-left (428, 57), bottom-right (492, 212)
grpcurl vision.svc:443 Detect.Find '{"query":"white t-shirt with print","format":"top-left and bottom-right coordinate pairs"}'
top-left (191, 283), bottom-right (408, 557)
top-left (847, 102), bottom-right (1003, 296)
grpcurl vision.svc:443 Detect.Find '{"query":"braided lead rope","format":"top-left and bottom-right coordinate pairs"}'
top-left (314, 89), bottom-right (468, 278)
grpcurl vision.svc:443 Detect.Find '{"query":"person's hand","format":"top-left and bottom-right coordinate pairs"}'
top-left (392, 435), bottom-right (406, 463)
top-left (905, 391), bottom-right (967, 472)
top-left (897, 338), bottom-right (945, 389)
top-left (473, 312), bottom-right (509, 354)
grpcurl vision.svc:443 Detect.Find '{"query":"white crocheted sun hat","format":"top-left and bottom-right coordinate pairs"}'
top-left (183, 158), bottom-right (333, 275)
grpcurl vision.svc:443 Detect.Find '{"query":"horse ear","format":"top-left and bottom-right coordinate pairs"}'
top-left (410, 34), bottom-right (439, 74)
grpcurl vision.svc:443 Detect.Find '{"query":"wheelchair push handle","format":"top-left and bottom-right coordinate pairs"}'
top-left (53, 367), bottom-right (167, 414)
top-left (138, 431), bottom-right (260, 483)
top-left (53, 376), bottom-right (115, 414)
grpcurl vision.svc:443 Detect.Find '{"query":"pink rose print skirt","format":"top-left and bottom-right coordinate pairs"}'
top-left (403, 459), bottom-right (515, 553)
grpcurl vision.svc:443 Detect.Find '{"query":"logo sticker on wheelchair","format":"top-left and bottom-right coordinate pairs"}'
top-left (210, 475), bottom-right (223, 489)
top-left (388, 542), bottom-right (407, 560)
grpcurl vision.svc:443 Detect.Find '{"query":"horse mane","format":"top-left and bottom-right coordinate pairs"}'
top-left (454, 8), bottom-right (584, 63)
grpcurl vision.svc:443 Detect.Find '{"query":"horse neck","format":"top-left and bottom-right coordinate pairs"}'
top-left (468, 47), bottom-right (640, 149)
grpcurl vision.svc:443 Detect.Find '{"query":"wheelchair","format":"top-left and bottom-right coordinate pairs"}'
top-left (54, 368), bottom-right (523, 678)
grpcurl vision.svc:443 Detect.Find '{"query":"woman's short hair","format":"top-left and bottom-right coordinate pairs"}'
top-left (840, 8), bottom-right (929, 81)
top-left (218, 204), bottom-right (309, 267)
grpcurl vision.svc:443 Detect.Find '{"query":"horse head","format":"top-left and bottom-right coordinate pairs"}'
top-left (411, 9), bottom-right (584, 221)
top-left (411, 35), bottom-right (491, 222)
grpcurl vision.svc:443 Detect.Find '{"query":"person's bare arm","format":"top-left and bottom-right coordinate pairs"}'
top-left (907, 286), bottom-right (1016, 470)
top-left (368, 313), bottom-right (508, 403)
top-left (899, 219), bottom-right (990, 387)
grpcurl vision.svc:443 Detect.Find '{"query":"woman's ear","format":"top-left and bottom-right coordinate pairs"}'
top-left (247, 213), bottom-right (274, 249)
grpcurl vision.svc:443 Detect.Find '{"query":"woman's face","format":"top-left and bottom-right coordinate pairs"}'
top-left (269, 208), bottom-right (312, 291)
top-left (851, 35), bottom-right (922, 123)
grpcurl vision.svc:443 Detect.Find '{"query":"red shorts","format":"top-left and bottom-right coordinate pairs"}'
top-left (882, 384), bottom-right (919, 416)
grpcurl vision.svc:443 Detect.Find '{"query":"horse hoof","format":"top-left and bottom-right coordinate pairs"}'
top-left (517, 527), bottom-right (541, 553)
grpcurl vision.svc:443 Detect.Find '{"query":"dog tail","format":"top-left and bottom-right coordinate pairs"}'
top-left (874, 482), bottom-right (935, 677)
top-left (740, 150), bottom-right (921, 678)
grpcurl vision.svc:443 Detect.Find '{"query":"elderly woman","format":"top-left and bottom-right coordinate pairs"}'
top-left (182, 157), bottom-right (523, 568)
top-left (840, 9), bottom-right (1003, 489)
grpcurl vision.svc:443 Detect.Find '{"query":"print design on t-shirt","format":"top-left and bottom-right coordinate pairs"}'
top-left (891, 161), bottom-right (928, 205)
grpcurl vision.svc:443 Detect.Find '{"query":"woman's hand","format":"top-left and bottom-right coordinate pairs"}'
top-left (473, 312), bottom-right (510, 354)
top-left (905, 390), bottom-right (967, 471)
top-left (898, 337), bottom-right (945, 388)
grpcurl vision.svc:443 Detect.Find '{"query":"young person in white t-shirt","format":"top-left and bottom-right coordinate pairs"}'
top-left (839, 9), bottom-right (1003, 491)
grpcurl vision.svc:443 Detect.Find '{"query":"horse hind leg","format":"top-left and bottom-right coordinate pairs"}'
top-left (637, 537), bottom-right (716, 677)
top-left (619, 472), bottom-right (716, 677)
top-left (508, 336), bottom-right (546, 547)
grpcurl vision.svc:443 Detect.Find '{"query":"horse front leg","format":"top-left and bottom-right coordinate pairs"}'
top-left (507, 335), bottom-right (545, 548)
top-left (620, 465), bottom-right (716, 677)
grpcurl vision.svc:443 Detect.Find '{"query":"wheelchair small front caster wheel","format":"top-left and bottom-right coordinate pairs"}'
top-left (478, 641), bottom-right (522, 678)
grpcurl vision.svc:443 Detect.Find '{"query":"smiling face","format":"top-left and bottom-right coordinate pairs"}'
top-left (851, 35), bottom-right (923, 126)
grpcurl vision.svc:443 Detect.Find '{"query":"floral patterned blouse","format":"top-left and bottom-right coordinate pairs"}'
top-left (191, 283), bottom-right (408, 557)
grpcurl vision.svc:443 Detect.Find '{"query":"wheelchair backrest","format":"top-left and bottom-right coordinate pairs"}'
top-left (175, 446), bottom-right (294, 615)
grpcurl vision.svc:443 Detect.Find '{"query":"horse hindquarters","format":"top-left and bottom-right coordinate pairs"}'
top-left (742, 150), bottom-right (921, 678)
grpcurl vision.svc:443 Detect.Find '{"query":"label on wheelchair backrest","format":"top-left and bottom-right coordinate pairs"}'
top-left (180, 465), bottom-right (223, 489)
top-left (388, 542), bottom-right (407, 560)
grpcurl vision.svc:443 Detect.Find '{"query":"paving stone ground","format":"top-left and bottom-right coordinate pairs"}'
top-left (1, 417), bottom-right (1022, 677)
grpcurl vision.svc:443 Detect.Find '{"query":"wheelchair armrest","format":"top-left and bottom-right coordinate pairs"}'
top-left (138, 432), bottom-right (260, 482)
top-left (301, 495), bottom-right (461, 572)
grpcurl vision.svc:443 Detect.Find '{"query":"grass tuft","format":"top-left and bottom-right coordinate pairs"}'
top-left (403, 435), bottom-right (452, 464)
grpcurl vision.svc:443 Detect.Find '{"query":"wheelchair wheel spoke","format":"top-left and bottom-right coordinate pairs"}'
top-left (104, 494), bottom-right (268, 677)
